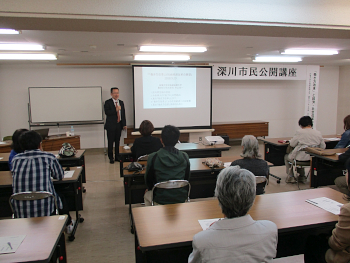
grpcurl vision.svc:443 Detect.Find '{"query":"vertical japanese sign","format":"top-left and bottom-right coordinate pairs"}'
top-left (304, 66), bottom-right (320, 128)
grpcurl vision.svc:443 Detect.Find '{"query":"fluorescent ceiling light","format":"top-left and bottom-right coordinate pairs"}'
top-left (0, 44), bottom-right (45, 51)
top-left (282, 49), bottom-right (338, 55)
top-left (0, 29), bottom-right (20, 34)
top-left (0, 53), bottom-right (57, 60)
top-left (253, 56), bottom-right (302, 62)
top-left (134, 55), bottom-right (190, 61)
top-left (139, 46), bottom-right (207, 52)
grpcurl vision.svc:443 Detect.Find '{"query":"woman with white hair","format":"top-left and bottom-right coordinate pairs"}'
top-left (188, 166), bottom-right (278, 263)
top-left (231, 135), bottom-right (269, 194)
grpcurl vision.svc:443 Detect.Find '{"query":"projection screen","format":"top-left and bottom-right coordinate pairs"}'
top-left (133, 65), bottom-right (212, 130)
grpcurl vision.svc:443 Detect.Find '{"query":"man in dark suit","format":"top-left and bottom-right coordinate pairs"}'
top-left (104, 87), bottom-right (127, 163)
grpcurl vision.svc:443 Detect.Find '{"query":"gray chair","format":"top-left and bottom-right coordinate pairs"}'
top-left (137, 154), bottom-right (149, 162)
top-left (255, 176), bottom-right (268, 195)
top-left (151, 180), bottom-right (191, 206)
top-left (287, 146), bottom-right (312, 189)
top-left (256, 175), bottom-right (268, 185)
top-left (9, 191), bottom-right (59, 218)
top-left (2, 135), bottom-right (12, 141)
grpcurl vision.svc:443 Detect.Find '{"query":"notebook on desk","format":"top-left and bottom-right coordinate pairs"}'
top-left (33, 128), bottom-right (49, 139)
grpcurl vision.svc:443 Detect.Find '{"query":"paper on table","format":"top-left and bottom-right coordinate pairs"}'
top-left (198, 218), bottom-right (223, 230)
top-left (0, 142), bottom-right (7, 145)
top-left (64, 171), bottom-right (74, 178)
top-left (306, 197), bottom-right (343, 215)
top-left (0, 235), bottom-right (26, 254)
top-left (325, 138), bottom-right (340, 141)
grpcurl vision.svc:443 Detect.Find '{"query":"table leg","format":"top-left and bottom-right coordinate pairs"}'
top-left (134, 230), bottom-right (147, 263)
top-left (264, 143), bottom-right (282, 183)
top-left (128, 177), bottom-right (135, 234)
top-left (56, 232), bottom-right (67, 263)
top-left (68, 174), bottom-right (84, 241)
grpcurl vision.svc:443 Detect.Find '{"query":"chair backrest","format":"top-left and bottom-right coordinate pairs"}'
top-left (2, 135), bottom-right (12, 141)
top-left (255, 176), bottom-right (268, 185)
top-left (137, 154), bottom-right (149, 162)
top-left (151, 180), bottom-right (191, 206)
top-left (9, 191), bottom-right (58, 218)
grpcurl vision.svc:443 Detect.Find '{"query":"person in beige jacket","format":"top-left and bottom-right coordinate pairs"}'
top-left (304, 160), bottom-right (350, 263)
top-left (285, 116), bottom-right (325, 183)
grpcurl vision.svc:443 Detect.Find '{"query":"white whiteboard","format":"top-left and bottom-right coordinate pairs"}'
top-left (29, 87), bottom-right (103, 123)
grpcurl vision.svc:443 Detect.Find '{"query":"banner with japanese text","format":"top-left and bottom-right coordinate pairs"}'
top-left (304, 65), bottom-right (320, 128)
top-left (212, 64), bottom-right (307, 80)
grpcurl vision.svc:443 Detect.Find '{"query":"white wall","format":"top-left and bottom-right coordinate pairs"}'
top-left (317, 66), bottom-right (339, 135)
top-left (212, 79), bottom-right (306, 137)
top-left (0, 64), bottom-right (339, 148)
top-left (337, 66), bottom-right (350, 133)
top-left (0, 64), bottom-right (133, 148)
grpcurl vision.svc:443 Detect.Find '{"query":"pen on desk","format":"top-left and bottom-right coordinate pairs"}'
top-left (307, 200), bottom-right (318, 205)
top-left (209, 218), bottom-right (222, 227)
top-left (7, 242), bottom-right (13, 250)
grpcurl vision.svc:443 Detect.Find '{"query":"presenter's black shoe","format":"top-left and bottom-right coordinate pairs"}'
top-left (109, 159), bottom-right (115, 164)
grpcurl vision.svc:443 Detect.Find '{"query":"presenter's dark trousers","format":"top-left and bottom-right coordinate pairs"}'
top-left (106, 123), bottom-right (122, 161)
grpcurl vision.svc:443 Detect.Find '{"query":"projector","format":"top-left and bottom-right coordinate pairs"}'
top-left (203, 136), bottom-right (225, 146)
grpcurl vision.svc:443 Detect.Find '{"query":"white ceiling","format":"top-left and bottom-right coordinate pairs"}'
top-left (0, 23), bottom-right (350, 66)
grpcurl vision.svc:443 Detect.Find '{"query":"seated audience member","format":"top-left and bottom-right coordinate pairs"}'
top-left (11, 130), bottom-right (74, 233)
top-left (8, 128), bottom-right (28, 170)
top-left (304, 160), bottom-right (350, 263)
top-left (285, 116), bottom-right (325, 183)
top-left (131, 120), bottom-right (163, 160)
top-left (231, 135), bottom-right (269, 195)
top-left (335, 115), bottom-right (350, 149)
top-left (144, 125), bottom-right (190, 206)
top-left (335, 148), bottom-right (350, 195)
top-left (188, 166), bottom-right (278, 263)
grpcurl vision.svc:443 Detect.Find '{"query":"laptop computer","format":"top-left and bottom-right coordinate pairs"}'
top-left (33, 128), bottom-right (50, 139)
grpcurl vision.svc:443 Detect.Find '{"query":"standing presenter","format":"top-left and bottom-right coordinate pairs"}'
top-left (104, 87), bottom-right (127, 164)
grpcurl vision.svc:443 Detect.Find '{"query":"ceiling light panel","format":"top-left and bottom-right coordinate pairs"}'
top-left (253, 56), bottom-right (302, 62)
top-left (134, 55), bottom-right (190, 61)
top-left (0, 44), bottom-right (45, 51)
top-left (0, 29), bottom-right (20, 34)
top-left (282, 49), bottom-right (338, 55)
top-left (139, 46), bottom-right (207, 52)
top-left (0, 53), bottom-right (57, 60)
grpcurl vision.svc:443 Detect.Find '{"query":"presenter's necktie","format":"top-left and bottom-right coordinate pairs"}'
top-left (116, 101), bottom-right (121, 123)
